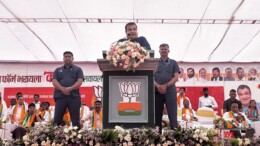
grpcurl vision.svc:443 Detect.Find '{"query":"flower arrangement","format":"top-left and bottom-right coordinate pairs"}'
top-left (5, 123), bottom-right (260, 146)
top-left (213, 118), bottom-right (226, 129)
top-left (162, 127), bottom-right (222, 146)
top-left (224, 138), bottom-right (251, 146)
top-left (106, 40), bottom-right (149, 71)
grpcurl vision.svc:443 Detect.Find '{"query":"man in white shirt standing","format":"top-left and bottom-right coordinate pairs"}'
top-left (198, 87), bottom-right (218, 109)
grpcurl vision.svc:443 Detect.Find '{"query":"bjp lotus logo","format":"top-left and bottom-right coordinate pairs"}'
top-left (94, 86), bottom-right (103, 101)
top-left (118, 82), bottom-right (142, 116)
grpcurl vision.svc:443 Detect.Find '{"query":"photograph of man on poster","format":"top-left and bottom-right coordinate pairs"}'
top-left (237, 84), bottom-right (260, 111)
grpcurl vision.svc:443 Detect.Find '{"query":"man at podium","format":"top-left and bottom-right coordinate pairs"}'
top-left (154, 43), bottom-right (180, 133)
top-left (118, 22), bottom-right (151, 50)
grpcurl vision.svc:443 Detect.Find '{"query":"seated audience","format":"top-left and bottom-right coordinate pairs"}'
top-left (162, 104), bottom-right (169, 128)
top-left (223, 102), bottom-right (253, 138)
top-left (87, 100), bottom-right (102, 129)
top-left (223, 102), bottom-right (251, 128)
top-left (177, 87), bottom-right (192, 108)
top-left (244, 100), bottom-right (259, 122)
top-left (181, 99), bottom-right (197, 121)
top-left (62, 108), bottom-right (71, 127)
top-left (43, 102), bottom-right (54, 121)
top-left (11, 96), bottom-right (27, 125)
top-left (80, 102), bottom-right (91, 129)
top-left (11, 103), bottom-right (42, 139)
top-left (37, 102), bottom-right (51, 124)
top-left (198, 87), bottom-right (218, 109)
top-left (223, 89), bottom-right (243, 113)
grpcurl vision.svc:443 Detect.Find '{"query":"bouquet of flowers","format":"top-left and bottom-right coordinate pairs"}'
top-left (106, 40), bottom-right (149, 71)
top-left (213, 118), bottom-right (226, 129)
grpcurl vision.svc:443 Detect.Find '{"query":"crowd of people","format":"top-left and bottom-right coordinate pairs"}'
top-left (162, 86), bottom-right (259, 137)
top-left (0, 91), bottom-right (102, 139)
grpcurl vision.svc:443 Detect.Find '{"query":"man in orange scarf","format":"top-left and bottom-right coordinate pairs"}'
top-left (177, 87), bottom-right (192, 108)
top-left (87, 100), bottom-right (102, 129)
top-left (11, 96), bottom-right (27, 125)
top-left (12, 103), bottom-right (42, 139)
top-left (223, 102), bottom-right (253, 138)
top-left (37, 102), bottom-right (51, 124)
top-left (223, 102), bottom-right (250, 128)
top-left (181, 99), bottom-right (197, 121)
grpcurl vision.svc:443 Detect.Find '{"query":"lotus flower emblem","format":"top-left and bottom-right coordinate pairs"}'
top-left (93, 86), bottom-right (103, 101)
top-left (118, 82), bottom-right (141, 102)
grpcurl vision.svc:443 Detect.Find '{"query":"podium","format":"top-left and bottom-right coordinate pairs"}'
top-left (97, 59), bottom-right (159, 129)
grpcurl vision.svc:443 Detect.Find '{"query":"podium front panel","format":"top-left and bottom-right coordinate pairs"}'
top-left (103, 70), bottom-right (155, 129)
top-left (109, 76), bottom-right (148, 123)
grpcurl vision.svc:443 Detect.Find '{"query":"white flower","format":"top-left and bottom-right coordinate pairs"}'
top-left (124, 134), bottom-right (131, 142)
top-left (115, 125), bottom-right (125, 134)
top-left (167, 141), bottom-right (173, 145)
top-left (118, 42), bottom-right (124, 46)
top-left (244, 138), bottom-right (250, 145)
top-left (116, 54), bottom-right (120, 60)
top-left (118, 134), bottom-right (123, 141)
top-left (73, 126), bottom-right (78, 130)
top-left (78, 129), bottom-right (83, 134)
top-left (126, 46), bottom-right (132, 51)
top-left (72, 131), bottom-right (77, 136)
top-left (64, 128), bottom-right (69, 133)
top-left (131, 52), bottom-right (137, 58)
top-left (193, 133), bottom-right (198, 138)
top-left (23, 135), bottom-right (29, 141)
top-left (162, 137), bottom-right (166, 142)
top-left (77, 134), bottom-right (82, 139)
top-left (199, 139), bottom-right (203, 143)
top-left (66, 135), bottom-right (70, 141)
top-left (41, 141), bottom-right (46, 145)
top-left (195, 129), bottom-right (200, 133)
top-left (238, 138), bottom-right (243, 146)
top-left (68, 126), bottom-right (73, 130)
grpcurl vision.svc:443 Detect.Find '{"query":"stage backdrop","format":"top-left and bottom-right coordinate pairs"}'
top-left (0, 62), bottom-right (260, 115)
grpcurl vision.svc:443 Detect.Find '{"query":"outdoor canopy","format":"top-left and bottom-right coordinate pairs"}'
top-left (0, 0), bottom-right (260, 62)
